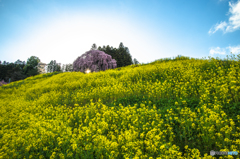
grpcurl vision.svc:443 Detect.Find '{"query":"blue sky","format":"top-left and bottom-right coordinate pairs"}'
top-left (0, 0), bottom-right (240, 66)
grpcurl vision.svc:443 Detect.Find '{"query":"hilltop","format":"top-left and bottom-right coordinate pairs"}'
top-left (0, 55), bottom-right (239, 158)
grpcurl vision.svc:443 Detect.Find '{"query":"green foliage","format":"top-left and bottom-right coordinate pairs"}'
top-left (98, 42), bottom-right (134, 68)
top-left (23, 56), bottom-right (41, 77)
top-left (150, 55), bottom-right (192, 65)
top-left (1, 71), bottom-right (60, 90)
top-left (47, 60), bottom-right (61, 73)
top-left (133, 58), bottom-right (139, 65)
top-left (173, 55), bottom-right (190, 61)
top-left (62, 63), bottom-right (73, 72)
top-left (10, 70), bottom-right (27, 82)
top-left (26, 56), bottom-right (40, 68)
top-left (0, 60), bottom-right (27, 83)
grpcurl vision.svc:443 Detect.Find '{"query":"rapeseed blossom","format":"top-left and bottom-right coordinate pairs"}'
top-left (0, 56), bottom-right (240, 158)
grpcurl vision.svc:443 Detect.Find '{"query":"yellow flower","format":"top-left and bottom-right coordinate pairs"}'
top-left (192, 123), bottom-right (195, 128)
top-left (224, 138), bottom-right (230, 142)
top-left (111, 151), bottom-right (115, 155)
top-left (136, 149), bottom-right (142, 156)
top-left (230, 121), bottom-right (235, 126)
top-left (182, 100), bottom-right (187, 104)
top-left (110, 142), bottom-right (118, 149)
top-left (72, 143), bottom-right (77, 150)
top-left (160, 145), bottom-right (165, 150)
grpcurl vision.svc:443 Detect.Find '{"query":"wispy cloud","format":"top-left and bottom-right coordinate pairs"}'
top-left (209, 0), bottom-right (240, 34)
top-left (209, 45), bottom-right (240, 55)
top-left (228, 45), bottom-right (240, 54)
top-left (209, 47), bottom-right (226, 55)
top-left (208, 21), bottom-right (227, 34)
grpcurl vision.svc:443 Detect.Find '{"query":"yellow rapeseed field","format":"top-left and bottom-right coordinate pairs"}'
top-left (0, 55), bottom-right (240, 158)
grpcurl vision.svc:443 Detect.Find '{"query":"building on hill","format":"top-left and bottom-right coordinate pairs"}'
top-left (37, 62), bottom-right (48, 74)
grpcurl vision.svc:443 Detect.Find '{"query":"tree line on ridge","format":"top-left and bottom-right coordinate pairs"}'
top-left (0, 42), bottom-right (139, 85)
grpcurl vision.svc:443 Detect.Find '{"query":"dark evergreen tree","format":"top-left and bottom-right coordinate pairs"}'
top-left (0, 64), bottom-right (6, 80)
top-left (26, 56), bottom-right (40, 68)
top-left (10, 70), bottom-right (27, 82)
top-left (123, 46), bottom-right (133, 66)
top-left (64, 63), bottom-right (73, 72)
top-left (106, 45), bottom-right (111, 53)
top-left (47, 60), bottom-right (61, 73)
top-left (4, 63), bottom-right (14, 82)
top-left (0, 59), bottom-right (28, 83)
top-left (117, 42), bottom-right (126, 67)
top-left (102, 45), bottom-right (106, 50)
top-left (97, 46), bottom-right (102, 50)
top-left (133, 58), bottom-right (139, 64)
top-left (95, 42), bottom-right (133, 68)
top-left (23, 56), bottom-right (41, 76)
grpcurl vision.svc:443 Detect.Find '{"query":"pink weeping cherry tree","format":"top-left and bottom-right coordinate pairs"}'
top-left (73, 50), bottom-right (117, 73)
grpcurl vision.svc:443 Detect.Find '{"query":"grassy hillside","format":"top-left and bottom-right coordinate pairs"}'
top-left (0, 56), bottom-right (240, 158)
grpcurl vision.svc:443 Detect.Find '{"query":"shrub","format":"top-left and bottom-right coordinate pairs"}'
top-left (0, 79), bottom-right (7, 86)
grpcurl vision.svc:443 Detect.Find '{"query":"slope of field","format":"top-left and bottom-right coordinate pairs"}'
top-left (0, 57), bottom-right (240, 158)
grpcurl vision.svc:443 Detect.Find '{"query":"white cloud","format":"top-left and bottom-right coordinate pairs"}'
top-left (209, 0), bottom-right (240, 34)
top-left (226, 1), bottom-right (240, 32)
top-left (209, 45), bottom-right (240, 55)
top-left (208, 21), bottom-right (227, 34)
top-left (209, 47), bottom-right (226, 55)
top-left (228, 45), bottom-right (240, 54)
